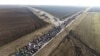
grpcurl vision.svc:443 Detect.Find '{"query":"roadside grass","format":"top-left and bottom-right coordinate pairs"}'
top-left (73, 12), bottom-right (100, 53)
top-left (49, 12), bottom-right (100, 56)
top-left (93, 13), bottom-right (100, 52)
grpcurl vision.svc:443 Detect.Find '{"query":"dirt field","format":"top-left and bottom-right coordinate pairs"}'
top-left (0, 6), bottom-right (48, 47)
top-left (0, 25), bottom-right (53, 56)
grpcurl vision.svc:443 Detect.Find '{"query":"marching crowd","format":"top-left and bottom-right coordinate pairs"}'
top-left (15, 26), bottom-right (61, 56)
top-left (15, 11), bottom-right (81, 56)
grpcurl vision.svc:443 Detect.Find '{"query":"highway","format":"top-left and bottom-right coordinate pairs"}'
top-left (0, 7), bottom-right (91, 56)
top-left (25, 7), bottom-right (91, 56)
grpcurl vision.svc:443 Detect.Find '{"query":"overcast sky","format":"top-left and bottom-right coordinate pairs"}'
top-left (0, 0), bottom-right (99, 6)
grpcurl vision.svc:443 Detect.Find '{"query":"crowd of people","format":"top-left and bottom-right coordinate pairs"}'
top-left (15, 26), bottom-right (61, 56)
top-left (14, 12), bottom-right (82, 56)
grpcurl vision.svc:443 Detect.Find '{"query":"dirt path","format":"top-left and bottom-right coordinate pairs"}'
top-left (27, 7), bottom-right (63, 26)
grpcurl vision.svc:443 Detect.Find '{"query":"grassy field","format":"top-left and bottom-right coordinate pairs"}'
top-left (49, 33), bottom-right (97, 56)
top-left (73, 12), bottom-right (100, 53)
top-left (38, 12), bottom-right (100, 56)
top-left (93, 13), bottom-right (100, 52)
top-left (0, 6), bottom-right (48, 47)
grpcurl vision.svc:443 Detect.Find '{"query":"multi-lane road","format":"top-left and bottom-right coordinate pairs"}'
top-left (28, 7), bottom-right (91, 56)
top-left (0, 7), bottom-right (91, 56)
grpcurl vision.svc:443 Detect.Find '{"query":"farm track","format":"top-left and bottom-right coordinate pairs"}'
top-left (70, 30), bottom-right (100, 56)
top-left (49, 30), bottom-right (100, 56)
